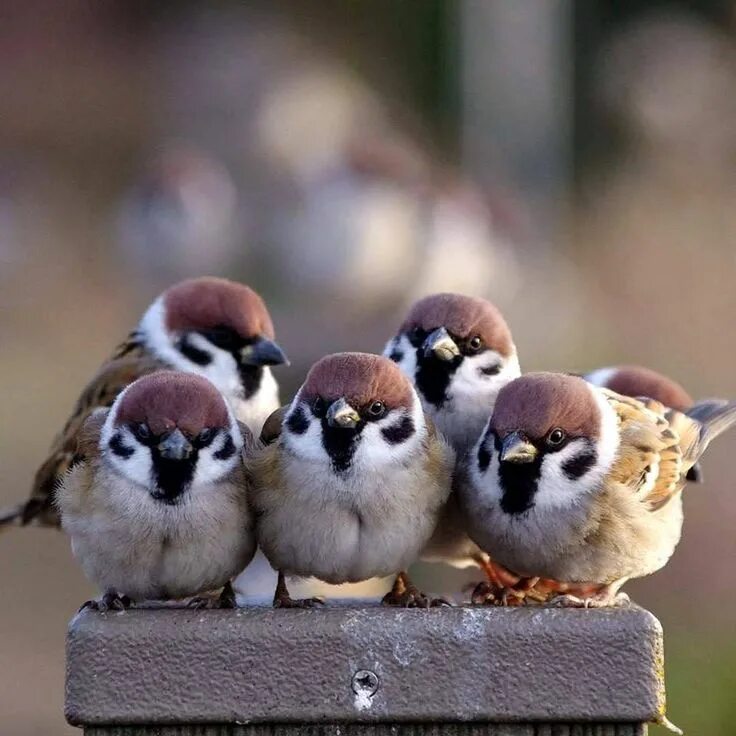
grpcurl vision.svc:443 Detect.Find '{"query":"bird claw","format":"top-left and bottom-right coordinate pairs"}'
top-left (470, 581), bottom-right (526, 607)
top-left (80, 593), bottom-right (133, 613)
top-left (187, 582), bottom-right (237, 610)
top-left (273, 594), bottom-right (325, 609)
top-left (382, 587), bottom-right (449, 609)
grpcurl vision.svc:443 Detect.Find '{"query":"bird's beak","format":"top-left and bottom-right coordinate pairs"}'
top-left (499, 432), bottom-right (538, 464)
top-left (326, 397), bottom-right (361, 429)
top-left (423, 327), bottom-right (460, 362)
top-left (157, 428), bottom-right (193, 461)
top-left (240, 337), bottom-right (289, 367)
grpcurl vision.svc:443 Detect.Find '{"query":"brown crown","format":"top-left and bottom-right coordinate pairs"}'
top-left (300, 353), bottom-right (414, 411)
top-left (399, 293), bottom-right (514, 356)
top-left (598, 365), bottom-right (692, 412)
top-left (163, 277), bottom-right (275, 340)
top-left (115, 372), bottom-right (230, 436)
top-left (491, 372), bottom-right (601, 441)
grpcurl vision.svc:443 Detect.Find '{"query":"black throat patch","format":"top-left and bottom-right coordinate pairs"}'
top-left (321, 421), bottom-right (365, 474)
top-left (496, 436), bottom-right (542, 515)
top-left (413, 334), bottom-right (463, 408)
top-left (151, 449), bottom-right (198, 505)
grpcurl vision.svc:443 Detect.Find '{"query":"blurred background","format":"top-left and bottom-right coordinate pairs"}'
top-left (1, 0), bottom-right (736, 733)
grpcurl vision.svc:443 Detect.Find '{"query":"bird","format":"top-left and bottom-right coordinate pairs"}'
top-left (584, 364), bottom-right (701, 481)
top-left (383, 292), bottom-right (522, 585)
top-left (384, 293), bottom-right (520, 454)
top-left (56, 371), bottom-right (256, 611)
top-left (0, 276), bottom-right (287, 530)
top-left (249, 352), bottom-right (455, 608)
top-left (458, 372), bottom-right (736, 607)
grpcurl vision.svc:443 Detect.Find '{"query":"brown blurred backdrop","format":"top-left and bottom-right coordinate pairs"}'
top-left (1, 1), bottom-right (736, 734)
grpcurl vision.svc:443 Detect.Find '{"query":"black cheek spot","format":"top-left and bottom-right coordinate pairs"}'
top-left (109, 434), bottom-right (134, 459)
top-left (477, 442), bottom-right (491, 472)
top-left (381, 415), bottom-right (415, 444)
top-left (286, 406), bottom-right (309, 435)
top-left (177, 335), bottom-right (213, 366)
top-left (480, 363), bottom-right (501, 376)
top-left (214, 435), bottom-right (236, 460)
top-left (562, 447), bottom-right (598, 480)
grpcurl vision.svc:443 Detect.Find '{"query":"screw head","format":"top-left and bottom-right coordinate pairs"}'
top-left (352, 669), bottom-right (379, 697)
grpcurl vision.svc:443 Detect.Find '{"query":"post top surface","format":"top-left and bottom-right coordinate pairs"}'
top-left (65, 602), bottom-right (665, 726)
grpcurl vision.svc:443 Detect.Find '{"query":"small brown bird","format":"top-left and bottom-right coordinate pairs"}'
top-left (384, 293), bottom-right (521, 584)
top-left (0, 276), bottom-right (287, 530)
top-left (584, 364), bottom-right (701, 481)
top-left (459, 372), bottom-right (736, 606)
top-left (56, 372), bottom-right (256, 610)
top-left (250, 352), bottom-right (454, 608)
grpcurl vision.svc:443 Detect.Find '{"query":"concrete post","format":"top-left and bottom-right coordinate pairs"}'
top-left (66, 602), bottom-right (665, 735)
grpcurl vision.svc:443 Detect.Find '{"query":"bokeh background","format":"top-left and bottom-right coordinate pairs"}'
top-left (2, 1), bottom-right (736, 733)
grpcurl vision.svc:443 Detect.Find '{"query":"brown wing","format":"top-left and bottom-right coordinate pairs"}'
top-left (603, 390), bottom-right (686, 512)
top-left (23, 339), bottom-right (163, 527)
top-left (260, 406), bottom-right (288, 446)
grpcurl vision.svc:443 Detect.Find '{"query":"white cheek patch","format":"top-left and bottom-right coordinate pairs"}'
top-left (534, 388), bottom-right (620, 510)
top-left (451, 350), bottom-right (520, 400)
top-left (100, 417), bottom-right (154, 490)
top-left (282, 398), bottom-right (328, 463)
top-left (469, 422), bottom-right (502, 496)
top-left (383, 334), bottom-right (417, 384)
top-left (354, 394), bottom-right (426, 470)
top-left (139, 297), bottom-right (242, 398)
top-left (190, 411), bottom-right (244, 489)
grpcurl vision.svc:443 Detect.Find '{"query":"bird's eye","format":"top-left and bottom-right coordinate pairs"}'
top-left (133, 423), bottom-right (152, 443)
top-left (197, 428), bottom-right (215, 447)
top-left (367, 400), bottom-right (386, 418)
top-left (468, 335), bottom-right (483, 352)
top-left (546, 428), bottom-right (566, 447)
top-left (312, 397), bottom-right (326, 417)
top-left (409, 326), bottom-right (424, 344)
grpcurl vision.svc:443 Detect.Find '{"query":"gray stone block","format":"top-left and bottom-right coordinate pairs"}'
top-left (66, 602), bottom-right (664, 728)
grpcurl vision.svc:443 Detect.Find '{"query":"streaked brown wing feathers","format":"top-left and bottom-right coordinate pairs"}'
top-left (604, 390), bottom-right (685, 511)
top-left (28, 342), bottom-right (162, 525)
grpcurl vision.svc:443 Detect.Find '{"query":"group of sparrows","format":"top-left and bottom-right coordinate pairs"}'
top-left (2, 276), bottom-right (735, 611)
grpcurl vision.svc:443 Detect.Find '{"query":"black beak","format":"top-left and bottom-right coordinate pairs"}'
top-left (157, 428), bottom-right (193, 461)
top-left (240, 337), bottom-right (289, 367)
top-left (499, 431), bottom-right (538, 464)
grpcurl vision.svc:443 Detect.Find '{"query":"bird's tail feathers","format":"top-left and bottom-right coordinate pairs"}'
top-left (0, 502), bottom-right (25, 530)
top-left (687, 399), bottom-right (736, 450)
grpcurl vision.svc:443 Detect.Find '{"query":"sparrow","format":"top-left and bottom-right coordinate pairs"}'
top-left (383, 292), bottom-right (521, 580)
top-left (0, 276), bottom-right (287, 530)
top-left (584, 364), bottom-right (701, 481)
top-left (458, 372), bottom-right (736, 606)
top-left (56, 371), bottom-right (256, 610)
top-left (384, 292), bottom-right (520, 455)
top-left (249, 352), bottom-right (455, 608)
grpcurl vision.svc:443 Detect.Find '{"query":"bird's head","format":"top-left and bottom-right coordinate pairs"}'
top-left (101, 372), bottom-right (246, 505)
top-left (473, 373), bottom-right (619, 515)
top-left (282, 352), bottom-right (426, 474)
top-left (140, 277), bottom-right (288, 400)
top-left (385, 293), bottom-right (519, 409)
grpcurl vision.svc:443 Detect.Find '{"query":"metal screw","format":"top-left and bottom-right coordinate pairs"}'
top-left (351, 669), bottom-right (379, 697)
